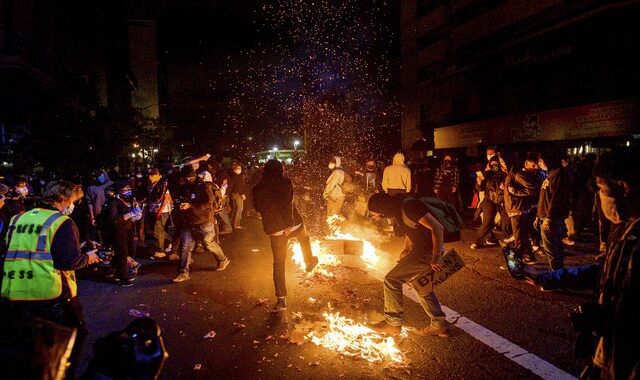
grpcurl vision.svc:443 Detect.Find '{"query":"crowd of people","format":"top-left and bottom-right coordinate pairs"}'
top-left (0, 145), bottom-right (637, 379)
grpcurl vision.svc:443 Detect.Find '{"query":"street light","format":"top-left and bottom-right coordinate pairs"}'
top-left (293, 140), bottom-right (300, 150)
top-left (273, 146), bottom-right (278, 151)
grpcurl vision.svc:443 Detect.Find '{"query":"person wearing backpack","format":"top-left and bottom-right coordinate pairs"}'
top-left (367, 192), bottom-right (453, 338)
top-left (323, 156), bottom-right (349, 217)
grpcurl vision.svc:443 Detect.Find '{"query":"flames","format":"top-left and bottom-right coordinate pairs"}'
top-left (307, 310), bottom-right (408, 365)
top-left (291, 215), bottom-right (379, 275)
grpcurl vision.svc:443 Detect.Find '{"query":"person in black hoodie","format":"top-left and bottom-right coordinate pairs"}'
top-left (504, 153), bottom-right (543, 263)
top-left (471, 157), bottom-right (509, 249)
top-left (172, 166), bottom-right (230, 283)
top-left (105, 180), bottom-right (142, 287)
top-left (536, 158), bottom-right (572, 270)
top-left (253, 159), bottom-right (318, 311)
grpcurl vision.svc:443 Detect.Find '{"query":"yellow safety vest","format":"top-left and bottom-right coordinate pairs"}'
top-left (1, 208), bottom-right (77, 301)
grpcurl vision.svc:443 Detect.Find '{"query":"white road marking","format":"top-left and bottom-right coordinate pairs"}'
top-left (367, 266), bottom-right (577, 379)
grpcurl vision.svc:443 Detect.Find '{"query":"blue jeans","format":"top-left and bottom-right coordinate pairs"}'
top-left (536, 264), bottom-right (600, 291)
top-left (383, 251), bottom-right (446, 328)
top-left (178, 222), bottom-right (227, 274)
top-left (541, 218), bottom-right (567, 270)
top-left (231, 193), bottom-right (244, 227)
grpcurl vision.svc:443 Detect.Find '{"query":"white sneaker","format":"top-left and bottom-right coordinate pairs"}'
top-left (151, 252), bottom-right (167, 260)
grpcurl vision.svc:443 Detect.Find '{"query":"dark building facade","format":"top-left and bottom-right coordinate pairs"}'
top-left (400, 0), bottom-right (639, 156)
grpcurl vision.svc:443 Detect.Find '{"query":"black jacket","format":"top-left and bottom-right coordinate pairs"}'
top-left (253, 177), bottom-right (303, 235)
top-left (178, 182), bottom-right (215, 226)
top-left (476, 169), bottom-right (506, 205)
top-left (504, 169), bottom-right (543, 215)
top-left (229, 173), bottom-right (247, 196)
top-left (537, 167), bottom-right (572, 220)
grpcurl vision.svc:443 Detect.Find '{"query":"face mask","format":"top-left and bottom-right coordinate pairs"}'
top-left (234, 169), bottom-right (242, 174)
top-left (366, 165), bottom-right (375, 171)
top-left (62, 203), bottom-right (75, 216)
top-left (136, 174), bottom-right (143, 179)
top-left (328, 163), bottom-right (336, 170)
top-left (16, 187), bottom-right (29, 196)
top-left (487, 155), bottom-right (493, 161)
top-left (97, 174), bottom-right (106, 184)
top-left (599, 191), bottom-right (623, 224)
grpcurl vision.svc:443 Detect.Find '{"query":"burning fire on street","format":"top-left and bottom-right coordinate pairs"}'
top-left (308, 309), bottom-right (409, 365)
top-left (290, 215), bottom-right (408, 365)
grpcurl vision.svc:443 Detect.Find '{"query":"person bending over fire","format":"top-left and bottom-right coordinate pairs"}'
top-left (367, 193), bottom-right (450, 337)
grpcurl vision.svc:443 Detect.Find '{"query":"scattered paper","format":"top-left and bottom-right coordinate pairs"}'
top-left (203, 331), bottom-right (217, 339)
top-left (128, 309), bottom-right (150, 318)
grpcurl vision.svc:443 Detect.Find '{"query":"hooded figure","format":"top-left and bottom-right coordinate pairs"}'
top-left (323, 156), bottom-right (347, 216)
top-left (382, 153), bottom-right (412, 195)
top-left (253, 159), bottom-right (318, 311)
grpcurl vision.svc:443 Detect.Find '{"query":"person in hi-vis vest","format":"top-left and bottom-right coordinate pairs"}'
top-left (1, 180), bottom-right (100, 379)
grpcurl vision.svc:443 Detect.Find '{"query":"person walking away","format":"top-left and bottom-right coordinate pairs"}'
top-left (172, 166), bottom-right (230, 283)
top-left (536, 159), bottom-right (572, 270)
top-left (471, 157), bottom-right (508, 249)
top-left (504, 153), bottom-right (543, 264)
top-left (229, 163), bottom-right (247, 229)
top-left (433, 154), bottom-right (461, 214)
top-left (1, 180), bottom-right (101, 379)
top-left (253, 159), bottom-right (319, 311)
top-left (323, 156), bottom-right (347, 217)
top-left (367, 193), bottom-right (450, 337)
top-left (105, 181), bottom-right (142, 287)
top-left (146, 168), bottom-right (172, 260)
top-left (86, 169), bottom-right (113, 236)
top-left (382, 153), bottom-right (411, 196)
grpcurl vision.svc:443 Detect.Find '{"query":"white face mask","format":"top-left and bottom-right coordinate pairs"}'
top-left (62, 203), bottom-right (75, 216)
top-left (486, 155), bottom-right (493, 161)
top-left (599, 190), bottom-right (623, 224)
top-left (16, 187), bottom-right (29, 197)
top-left (328, 163), bottom-right (336, 170)
top-left (234, 169), bottom-right (242, 174)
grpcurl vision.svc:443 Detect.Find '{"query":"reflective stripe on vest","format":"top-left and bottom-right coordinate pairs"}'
top-left (1, 209), bottom-right (75, 301)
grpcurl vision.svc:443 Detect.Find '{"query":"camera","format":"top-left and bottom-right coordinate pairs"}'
top-left (96, 248), bottom-right (115, 266)
top-left (570, 302), bottom-right (604, 358)
top-left (83, 318), bottom-right (168, 380)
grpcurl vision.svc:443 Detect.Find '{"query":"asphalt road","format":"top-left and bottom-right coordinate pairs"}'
top-left (76, 215), bottom-right (598, 379)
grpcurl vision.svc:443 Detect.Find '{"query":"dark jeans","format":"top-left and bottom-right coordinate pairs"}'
top-left (269, 225), bottom-right (314, 298)
top-left (18, 297), bottom-right (88, 380)
top-left (178, 222), bottom-right (227, 274)
top-left (511, 210), bottom-right (535, 259)
top-left (535, 263), bottom-right (600, 291)
top-left (541, 218), bottom-right (567, 270)
top-left (595, 194), bottom-right (611, 245)
top-left (475, 200), bottom-right (509, 243)
top-left (112, 227), bottom-right (135, 280)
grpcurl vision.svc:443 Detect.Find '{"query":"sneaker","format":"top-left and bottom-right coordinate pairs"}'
top-left (234, 225), bottom-right (244, 230)
top-left (370, 320), bottom-right (402, 335)
top-left (470, 242), bottom-right (481, 250)
top-left (216, 258), bottom-right (231, 271)
top-left (306, 256), bottom-right (319, 273)
top-left (165, 244), bottom-right (173, 253)
top-left (151, 251), bottom-right (166, 260)
top-left (167, 254), bottom-right (180, 261)
top-left (172, 273), bottom-right (190, 283)
top-left (531, 245), bottom-right (540, 252)
top-left (419, 324), bottom-right (450, 338)
top-left (119, 278), bottom-right (134, 287)
top-left (562, 237), bottom-right (576, 246)
top-left (273, 297), bottom-right (287, 311)
top-left (485, 239), bottom-right (498, 246)
top-left (105, 272), bottom-right (116, 279)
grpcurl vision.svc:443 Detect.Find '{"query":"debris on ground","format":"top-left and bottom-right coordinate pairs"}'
top-left (203, 330), bottom-right (217, 339)
top-left (128, 308), bottom-right (150, 318)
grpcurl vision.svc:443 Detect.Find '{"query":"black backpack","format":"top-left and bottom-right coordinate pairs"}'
top-left (401, 197), bottom-right (463, 242)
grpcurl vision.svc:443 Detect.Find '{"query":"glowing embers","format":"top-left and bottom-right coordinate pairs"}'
top-left (291, 240), bottom-right (339, 277)
top-left (307, 310), bottom-right (408, 365)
